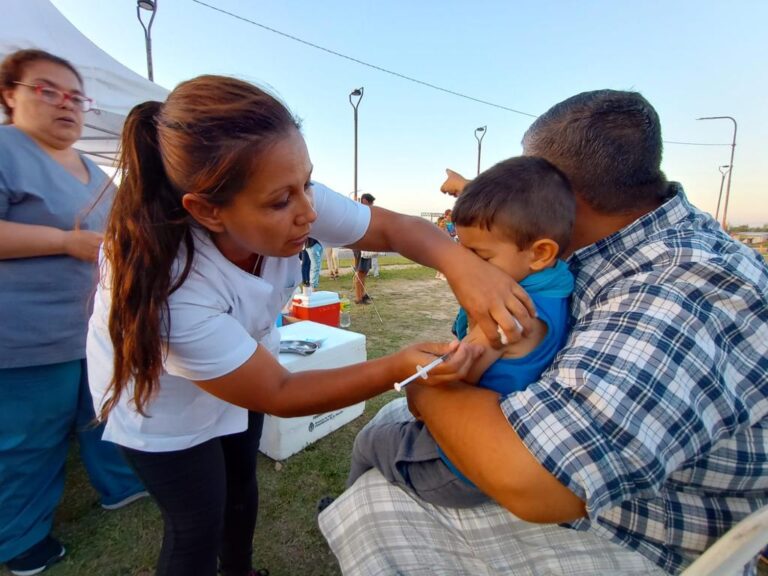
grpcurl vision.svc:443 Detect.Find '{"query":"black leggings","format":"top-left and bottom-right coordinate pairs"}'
top-left (122, 412), bottom-right (264, 576)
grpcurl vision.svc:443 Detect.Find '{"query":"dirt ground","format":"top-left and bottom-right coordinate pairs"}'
top-left (337, 268), bottom-right (460, 358)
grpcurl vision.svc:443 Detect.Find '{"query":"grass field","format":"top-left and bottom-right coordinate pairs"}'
top-left (1, 263), bottom-right (457, 576)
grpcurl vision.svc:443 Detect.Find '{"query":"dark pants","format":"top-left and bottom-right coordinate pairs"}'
top-left (300, 250), bottom-right (311, 285)
top-left (122, 412), bottom-right (264, 576)
top-left (348, 419), bottom-right (489, 508)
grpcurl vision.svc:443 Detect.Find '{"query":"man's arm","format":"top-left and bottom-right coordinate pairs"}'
top-left (440, 168), bottom-right (471, 197)
top-left (412, 263), bottom-right (766, 525)
top-left (407, 381), bottom-right (586, 523)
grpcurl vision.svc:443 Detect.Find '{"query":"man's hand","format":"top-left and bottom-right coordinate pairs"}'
top-left (63, 229), bottom-right (103, 262)
top-left (440, 168), bottom-right (471, 197)
top-left (445, 247), bottom-right (536, 347)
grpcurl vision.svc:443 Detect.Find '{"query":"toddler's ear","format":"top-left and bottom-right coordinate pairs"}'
top-left (529, 238), bottom-right (559, 271)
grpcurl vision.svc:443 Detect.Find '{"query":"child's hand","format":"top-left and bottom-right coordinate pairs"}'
top-left (396, 339), bottom-right (483, 387)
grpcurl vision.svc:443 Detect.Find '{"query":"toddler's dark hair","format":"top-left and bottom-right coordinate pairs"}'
top-left (452, 156), bottom-right (575, 256)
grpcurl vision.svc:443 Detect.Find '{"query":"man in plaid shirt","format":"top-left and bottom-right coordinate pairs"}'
top-left (320, 90), bottom-right (768, 575)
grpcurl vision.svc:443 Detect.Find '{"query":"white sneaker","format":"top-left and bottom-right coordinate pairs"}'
top-left (101, 490), bottom-right (149, 511)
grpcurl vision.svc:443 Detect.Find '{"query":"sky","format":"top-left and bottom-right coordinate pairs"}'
top-left (50, 0), bottom-right (767, 225)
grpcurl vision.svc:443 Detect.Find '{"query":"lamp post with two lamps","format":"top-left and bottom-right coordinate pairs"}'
top-left (697, 116), bottom-right (737, 230)
top-left (136, 0), bottom-right (157, 82)
top-left (349, 87), bottom-right (364, 202)
top-left (474, 126), bottom-right (486, 176)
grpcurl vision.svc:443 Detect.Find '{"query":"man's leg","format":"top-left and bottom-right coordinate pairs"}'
top-left (371, 256), bottom-right (380, 277)
top-left (354, 269), bottom-right (368, 303)
top-left (331, 248), bottom-right (340, 276)
top-left (300, 250), bottom-right (310, 285)
top-left (354, 257), bottom-right (371, 303)
top-left (325, 247), bottom-right (336, 278)
top-left (321, 469), bottom-right (667, 576)
top-left (321, 399), bottom-right (667, 576)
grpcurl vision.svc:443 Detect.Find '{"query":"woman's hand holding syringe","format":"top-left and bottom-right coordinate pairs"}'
top-left (393, 338), bottom-right (484, 391)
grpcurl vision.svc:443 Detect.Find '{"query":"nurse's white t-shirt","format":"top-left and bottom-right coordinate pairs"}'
top-left (87, 183), bottom-right (370, 452)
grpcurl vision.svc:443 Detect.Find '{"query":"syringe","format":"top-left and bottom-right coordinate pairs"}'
top-left (394, 324), bottom-right (513, 392)
top-left (394, 352), bottom-right (451, 392)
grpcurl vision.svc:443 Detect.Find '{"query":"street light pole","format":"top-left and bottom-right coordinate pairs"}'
top-left (474, 126), bottom-right (486, 176)
top-left (349, 87), bottom-right (364, 202)
top-left (136, 0), bottom-right (157, 82)
top-left (697, 116), bottom-right (737, 230)
top-left (715, 165), bottom-right (730, 222)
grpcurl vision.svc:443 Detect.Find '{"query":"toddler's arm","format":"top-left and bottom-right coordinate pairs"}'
top-left (462, 316), bottom-right (549, 384)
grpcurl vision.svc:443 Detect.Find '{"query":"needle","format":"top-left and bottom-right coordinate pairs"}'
top-left (394, 352), bottom-right (451, 392)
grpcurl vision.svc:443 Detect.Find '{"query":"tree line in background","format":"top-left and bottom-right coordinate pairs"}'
top-left (730, 225), bottom-right (768, 232)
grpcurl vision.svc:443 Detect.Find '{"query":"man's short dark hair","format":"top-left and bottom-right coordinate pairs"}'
top-left (360, 193), bottom-right (376, 204)
top-left (522, 89), bottom-right (669, 214)
top-left (452, 156), bottom-right (574, 256)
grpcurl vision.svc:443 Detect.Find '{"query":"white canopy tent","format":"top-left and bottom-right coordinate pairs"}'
top-left (1, 0), bottom-right (169, 165)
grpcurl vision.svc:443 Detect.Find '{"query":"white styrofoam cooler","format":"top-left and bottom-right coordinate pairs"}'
top-left (259, 320), bottom-right (367, 460)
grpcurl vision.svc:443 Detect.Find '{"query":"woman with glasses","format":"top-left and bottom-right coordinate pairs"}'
top-left (0, 49), bottom-right (145, 576)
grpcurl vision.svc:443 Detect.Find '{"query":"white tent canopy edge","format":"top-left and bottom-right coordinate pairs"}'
top-left (0, 0), bottom-right (169, 166)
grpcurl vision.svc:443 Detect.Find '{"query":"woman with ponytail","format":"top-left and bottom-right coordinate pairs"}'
top-left (0, 49), bottom-right (145, 576)
top-left (86, 75), bottom-right (534, 576)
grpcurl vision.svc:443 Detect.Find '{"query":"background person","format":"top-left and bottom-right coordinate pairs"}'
top-left (305, 236), bottom-right (324, 288)
top-left (434, 215), bottom-right (448, 279)
top-left (86, 75), bottom-right (534, 576)
top-left (299, 242), bottom-right (311, 286)
top-left (362, 193), bottom-right (380, 278)
top-left (322, 240), bottom-right (340, 279)
top-left (320, 90), bottom-right (768, 575)
top-left (444, 208), bottom-right (457, 241)
top-left (0, 49), bottom-right (145, 576)
top-left (352, 192), bottom-right (376, 303)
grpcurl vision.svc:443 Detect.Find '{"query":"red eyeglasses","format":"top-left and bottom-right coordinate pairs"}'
top-left (13, 82), bottom-right (94, 113)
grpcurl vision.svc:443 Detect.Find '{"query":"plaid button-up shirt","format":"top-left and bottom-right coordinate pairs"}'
top-left (501, 185), bottom-right (768, 574)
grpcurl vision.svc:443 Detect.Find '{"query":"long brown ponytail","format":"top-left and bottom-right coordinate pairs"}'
top-left (100, 75), bottom-right (299, 419)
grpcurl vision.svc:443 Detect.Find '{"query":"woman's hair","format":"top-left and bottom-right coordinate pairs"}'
top-left (100, 75), bottom-right (300, 419)
top-left (0, 49), bottom-right (83, 123)
top-left (452, 156), bottom-right (575, 257)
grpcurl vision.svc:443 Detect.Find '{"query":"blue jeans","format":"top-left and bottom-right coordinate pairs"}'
top-left (0, 360), bottom-right (144, 562)
top-left (307, 242), bottom-right (324, 288)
